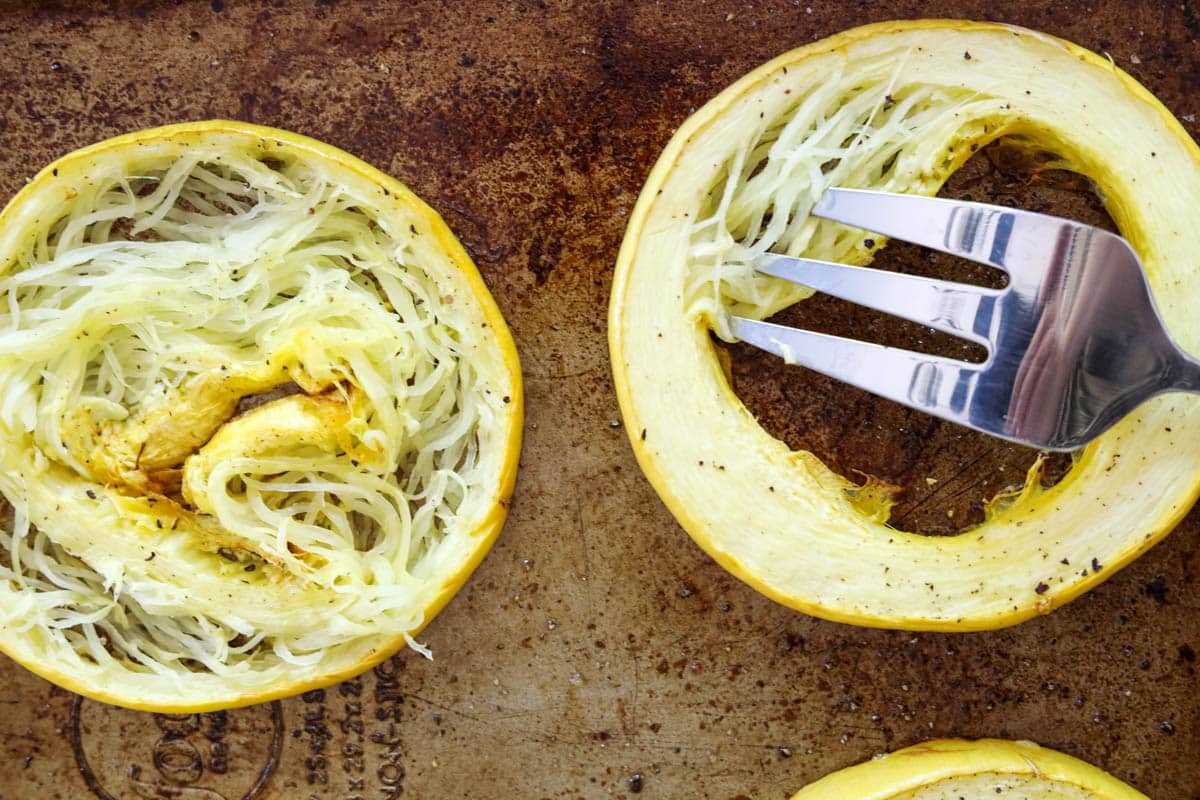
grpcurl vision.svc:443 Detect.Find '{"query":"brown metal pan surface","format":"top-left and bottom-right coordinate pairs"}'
top-left (0, 1), bottom-right (1196, 798)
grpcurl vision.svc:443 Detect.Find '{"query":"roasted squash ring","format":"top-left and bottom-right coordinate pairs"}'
top-left (0, 121), bottom-right (522, 710)
top-left (610, 21), bottom-right (1200, 629)
top-left (788, 739), bottom-right (1147, 799)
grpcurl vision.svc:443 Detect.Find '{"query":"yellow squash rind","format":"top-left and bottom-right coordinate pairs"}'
top-left (790, 739), bottom-right (1147, 799)
top-left (610, 21), bottom-right (1200, 630)
top-left (0, 121), bottom-right (524, 711)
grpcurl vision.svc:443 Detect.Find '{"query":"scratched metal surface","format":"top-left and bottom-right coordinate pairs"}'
top-left (0, 1), bottom-right (1198, 799)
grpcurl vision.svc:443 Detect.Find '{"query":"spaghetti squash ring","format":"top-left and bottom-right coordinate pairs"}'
top-left (0, 121), bottom-right (522, 710)
top-left (610, 21), bottom-right (1200, 629)
top-left (788, 739), bottom-right (1147, 799)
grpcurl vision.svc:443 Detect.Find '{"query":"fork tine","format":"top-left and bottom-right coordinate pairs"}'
top-left (730, 316), bottom-right (983, 426)
top-left (813, 187), bottom-right (1076, 275)
top-left (755, 254), bottom-right (1000, 346)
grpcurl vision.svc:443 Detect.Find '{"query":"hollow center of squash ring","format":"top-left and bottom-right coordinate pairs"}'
top-left (718, 139), bottom-right (1114, 535)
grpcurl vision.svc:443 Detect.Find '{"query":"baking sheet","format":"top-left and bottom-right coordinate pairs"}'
top-left (0, 1), bottom-right (1197, 797)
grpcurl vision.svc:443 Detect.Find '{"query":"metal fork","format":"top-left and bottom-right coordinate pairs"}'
top-left (731, 188), bottom-right (1200, 451)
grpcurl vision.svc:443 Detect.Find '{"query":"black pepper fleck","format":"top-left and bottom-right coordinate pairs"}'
top-left (1144, 575), bottom-right (1168, 604)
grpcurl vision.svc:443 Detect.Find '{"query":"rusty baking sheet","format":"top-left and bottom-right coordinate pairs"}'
top-left (0, 1), bottom-right (1198, 798)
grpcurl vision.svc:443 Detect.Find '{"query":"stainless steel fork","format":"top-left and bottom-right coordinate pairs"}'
top-left (731, 188), bottom-right (1200, 451)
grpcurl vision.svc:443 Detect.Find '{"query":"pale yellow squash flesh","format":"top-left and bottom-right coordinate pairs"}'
top-left (0, 121), bottom-right (523, 711)
top-left (610, 21), bottom-right (1200, 630)
top-left (789, 739), bottom-right (1147, 799)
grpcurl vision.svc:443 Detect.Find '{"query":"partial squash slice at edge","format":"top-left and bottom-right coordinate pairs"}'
top-left (789, 739), bottom-right (1147, 799)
